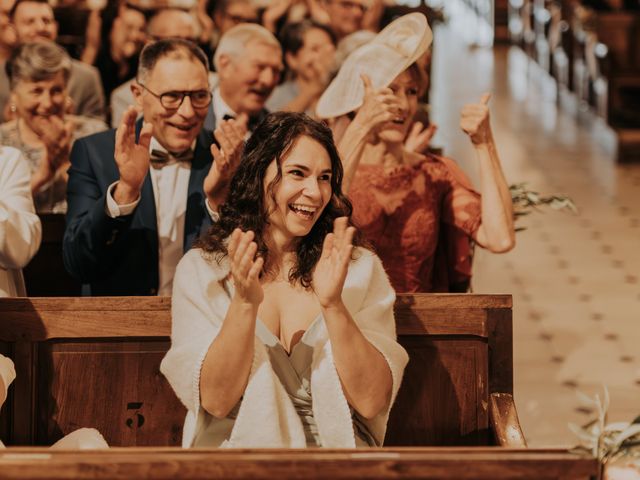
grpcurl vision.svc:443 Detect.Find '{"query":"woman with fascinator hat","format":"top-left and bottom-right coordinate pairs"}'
top-left (316, 13), bottom-right (515, 293)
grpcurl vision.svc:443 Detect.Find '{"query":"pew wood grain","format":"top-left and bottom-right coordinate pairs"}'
top-left (0, 447), bottom-right (597, 479)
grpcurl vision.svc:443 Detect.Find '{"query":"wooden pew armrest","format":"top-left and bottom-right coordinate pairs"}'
top-left (489, 393), bottom-right (527, 447)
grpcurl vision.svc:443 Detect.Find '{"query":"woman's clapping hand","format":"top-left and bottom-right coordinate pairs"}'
top-left (31, 114), bottom-right (75, 188)
top-left (312, 217), bottom-right (355, 308)
top-left (228, 228), bottom-right (264, 306)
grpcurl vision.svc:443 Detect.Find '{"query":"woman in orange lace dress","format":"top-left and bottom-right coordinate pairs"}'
top-left (316, 14), bottom-right (515, 292)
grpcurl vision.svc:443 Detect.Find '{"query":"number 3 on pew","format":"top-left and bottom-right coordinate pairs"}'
top-left (126, 402), bottom-right (145, 429)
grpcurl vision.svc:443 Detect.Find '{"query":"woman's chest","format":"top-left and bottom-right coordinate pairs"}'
top-left (258, 283), bottom-right (322, 353)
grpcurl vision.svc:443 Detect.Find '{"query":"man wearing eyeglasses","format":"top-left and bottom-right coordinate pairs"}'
top-left (64, 39), bottom-right (238, 296)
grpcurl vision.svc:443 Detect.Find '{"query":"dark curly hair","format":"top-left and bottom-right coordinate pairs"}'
top-left (197, 112), bottom-right (365, 288)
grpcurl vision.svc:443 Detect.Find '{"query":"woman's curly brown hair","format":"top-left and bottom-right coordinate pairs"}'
top-left (196, 111), bottom-right (365, 288)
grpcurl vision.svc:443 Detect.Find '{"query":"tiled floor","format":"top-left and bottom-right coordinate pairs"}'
top-left (429, 22), bottom-right (640, 446)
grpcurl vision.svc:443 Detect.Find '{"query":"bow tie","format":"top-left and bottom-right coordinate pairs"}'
top-left (149, 148), bottom-right (194, 169)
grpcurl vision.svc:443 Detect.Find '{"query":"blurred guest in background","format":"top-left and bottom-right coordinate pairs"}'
top-left (0, 42), bottom-right (107, 213)
top-left (205, 23), bottom-right (282, 132)
top-left (321, 0), bottom-right (368, 40)
top-left (207, 0), bottom-right (259, 60)
top-left (92, 3), bottom-right (147, 103)
top-left (266, 19), bottom-right (335, 116)
top-left (0, 0), bottom-right (105, 121)
top-left (213, 0), bottom-right (260, 36)
top-left (110, 7), bottom-right (204, 127)
top-left (0, 0), bottom-right (16, 62)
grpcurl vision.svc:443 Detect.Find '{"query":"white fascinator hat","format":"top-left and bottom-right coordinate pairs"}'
top-left (316, 13), bottom-right (432, 119)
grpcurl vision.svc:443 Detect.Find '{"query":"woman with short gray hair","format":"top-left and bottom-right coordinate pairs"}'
top-left (0, 42), bottom-right (107, 213)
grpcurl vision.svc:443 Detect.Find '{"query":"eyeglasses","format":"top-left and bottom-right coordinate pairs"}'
top-left (137, 83), bottom-right (212, 110)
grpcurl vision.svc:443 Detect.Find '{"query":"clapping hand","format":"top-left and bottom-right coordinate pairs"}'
top-left (228, 228), bottom-right (264, 306)
top-left (204, 114), bottom-right (247, 209)
top-left (30, 114), bottom-right (75, 188)
top-left (114, 105), bottom-right (153, 203)
top-left (32, 113), bottom-right (75, 159)
top-left (312, 217), bottom-right (355, 308)
top-left (460, 93), bottom-right (492, 145)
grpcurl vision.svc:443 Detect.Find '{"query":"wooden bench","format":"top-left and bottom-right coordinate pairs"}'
top-left (510, 3), bottom-right (640, 161)
top-left (0, 447), bottom-right (597, 479)
top-left (0, 294), bottom-right (524, 448)
top-left (22, 214), bottom-right (81, 297)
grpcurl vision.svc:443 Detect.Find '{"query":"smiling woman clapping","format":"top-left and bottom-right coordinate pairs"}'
top-left (161, 112), bottom-right (408, 448)
top-left (0, 42), bottom-right (107, 213)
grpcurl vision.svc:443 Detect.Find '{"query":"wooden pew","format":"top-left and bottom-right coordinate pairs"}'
top-left (22, 214), bottom-right (81, 297)
top-left (0, 447), bottom-right (598, 479)
top-left (570, 7), bottom-right (640, 161)
top-left (0, 294), bottom-right (524, 448)
top-left (592, 10), bottom-right (640, 161)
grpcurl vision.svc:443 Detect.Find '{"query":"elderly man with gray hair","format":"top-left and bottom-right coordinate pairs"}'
top-left (203, 22), bottom-right (283, 133)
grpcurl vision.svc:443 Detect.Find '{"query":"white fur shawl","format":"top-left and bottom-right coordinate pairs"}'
top-left (160, 247), bottom-right (408, 448)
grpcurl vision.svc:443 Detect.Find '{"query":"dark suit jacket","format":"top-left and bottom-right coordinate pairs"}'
top-left (63, 124), bottom-right (214, 296)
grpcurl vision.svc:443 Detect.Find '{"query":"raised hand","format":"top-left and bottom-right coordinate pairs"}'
top-left (262, 0), bottom-right (293, 32)
top-left (228, 228), bottom-right (264, 306)
top-left (404, 121), bottom-right (438, 154)
top-left (305, 0), bottom-right (331, 25)
top-left (204, 115), bottom-right (247, 210)
top-left (312, 217), bottom-right (355, 308)
top-left (351, 74), bottom-right (400, 136)
top-left (31, 113), bottom-right (75, 158)
top-left (460, 93), bottom-right (492, 145)
top-left (113, 105), bottom-right (153, 204)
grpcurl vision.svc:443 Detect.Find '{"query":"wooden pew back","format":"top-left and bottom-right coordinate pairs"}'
top-left (22, 214), bottom-right (81, 297)
top-left (0, 294), bottom-right (518, 447)
top-left (0, 447), bottom-right (598, 479)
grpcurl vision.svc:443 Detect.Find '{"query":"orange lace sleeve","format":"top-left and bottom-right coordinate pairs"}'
top-left (434, 155), bottom-right (482, 236)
